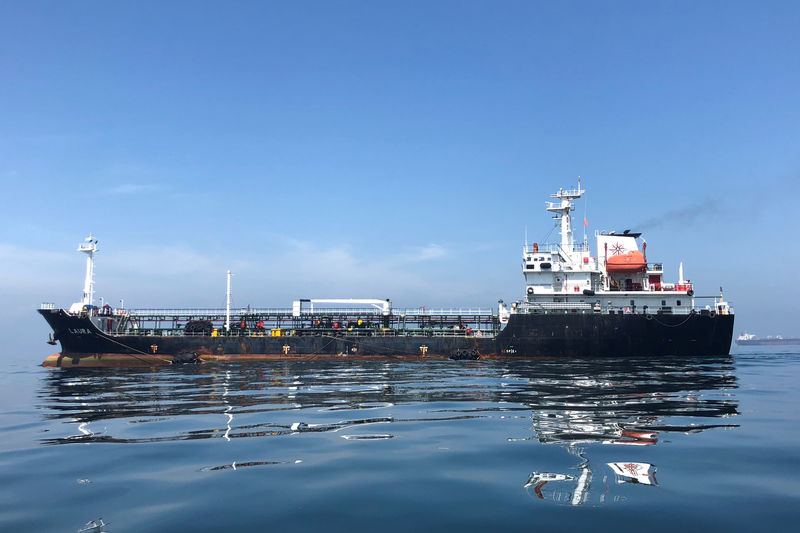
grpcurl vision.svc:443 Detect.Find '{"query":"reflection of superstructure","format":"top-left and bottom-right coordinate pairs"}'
top-left (526, 455), bottom-right (658, 505)
top-left (524, 472), bottom-right (574, 492)
top-left (39, 183), bottom-right (734, 367)
top-left (525, 445), bottom-right (593, 505)
top-left (608, 462), bottom-right (658, 485)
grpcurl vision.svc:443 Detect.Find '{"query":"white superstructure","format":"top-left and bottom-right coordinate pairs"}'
top-left (514, 184), bottom-right (732, 316)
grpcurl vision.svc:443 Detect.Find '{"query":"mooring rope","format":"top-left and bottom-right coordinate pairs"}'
top-left (96, 334), bottom-right (175, 365)
top-left (318, 334), bottom-right (409, 360)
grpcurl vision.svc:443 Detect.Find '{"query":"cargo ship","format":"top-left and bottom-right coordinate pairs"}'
top-left (39, 183), bottom-right (734, 367)
top-left (735, 333), bottom-right (800, 346)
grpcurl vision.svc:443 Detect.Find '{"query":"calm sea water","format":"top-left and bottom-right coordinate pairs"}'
top-left (1, 350), bottom-right (799, 532)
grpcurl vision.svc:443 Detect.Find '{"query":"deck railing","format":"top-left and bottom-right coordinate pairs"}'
top-left (126, 307), bottom-right (495, 318)
top-left (518, 296), bottom-right (732, 316)
top-left (524, 243), bottom-right (589, 254)
top-left (113, 327), bottom-right (498, 339)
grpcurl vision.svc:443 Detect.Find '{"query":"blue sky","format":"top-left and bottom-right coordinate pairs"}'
top-left (2, 1), bottom-right (799, 356)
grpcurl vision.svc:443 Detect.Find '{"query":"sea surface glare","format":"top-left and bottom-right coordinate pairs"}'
top-left (1, 352), bottom-right (799, 532)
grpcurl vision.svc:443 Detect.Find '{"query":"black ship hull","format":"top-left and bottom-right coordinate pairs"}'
top-left (39, 309), bottom-right (734, 367)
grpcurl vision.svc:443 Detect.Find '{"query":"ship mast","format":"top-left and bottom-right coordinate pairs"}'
top-left (78, 234), bottom-right (98, 307)
top-left (225, 269), bottom-right (232, 332)
top-left (546, 180), bottom-right (585, 251)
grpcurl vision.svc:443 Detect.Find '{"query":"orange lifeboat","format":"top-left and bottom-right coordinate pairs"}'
top-left (606, 251), bottom-right (647, 273)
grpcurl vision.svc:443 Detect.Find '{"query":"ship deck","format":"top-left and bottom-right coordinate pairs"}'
top-left (96, 307), bottom-right (502, 339)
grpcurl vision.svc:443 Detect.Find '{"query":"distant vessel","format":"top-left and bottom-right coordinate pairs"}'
top-left (38, 183), bottom-right (734, 367)
top-left (735, 333), bottom-right (800, 346)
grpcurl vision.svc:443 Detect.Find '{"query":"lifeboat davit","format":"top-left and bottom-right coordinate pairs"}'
top-left (606, 251), bottom-right (647, 273)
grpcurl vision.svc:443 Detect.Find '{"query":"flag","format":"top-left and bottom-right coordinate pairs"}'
top-left (584, 217), bottom-right (588, 227)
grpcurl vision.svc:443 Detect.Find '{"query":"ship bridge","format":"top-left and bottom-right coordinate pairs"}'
top-left (517, 182), bottom-right (733, 318)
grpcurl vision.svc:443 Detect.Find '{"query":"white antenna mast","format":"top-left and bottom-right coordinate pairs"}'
top-left (78, 234), bottom-right (98, 306)
top-left (580, 176), bottom-right (588, 246)
top-left (225, 269), bottom-right (232, 332)
top-left (546, 181), bottom-right (585, 250)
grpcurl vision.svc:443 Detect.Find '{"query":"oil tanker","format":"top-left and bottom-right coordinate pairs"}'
top-left (39, 183), bottom-right (734, 367)
top-left (735, 333), bottom-right (800, 346)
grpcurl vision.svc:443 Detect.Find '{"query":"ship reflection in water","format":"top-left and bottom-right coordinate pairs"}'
top-left (513, 356), bottom-right (738, 506)
top-left (37, 356), bottom-right (738, 507)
